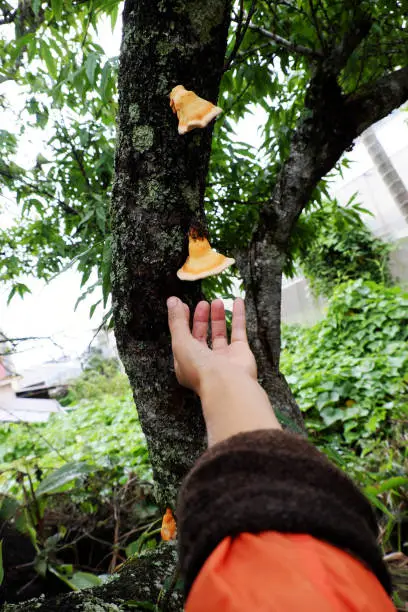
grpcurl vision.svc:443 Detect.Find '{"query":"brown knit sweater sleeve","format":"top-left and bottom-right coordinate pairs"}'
top-left (176, 429), bottom-right (391, 597)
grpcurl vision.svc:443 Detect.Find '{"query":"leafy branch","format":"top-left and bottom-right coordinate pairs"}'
top-left (247, 21), bottom-right (323, 58)
top-left (0, 168), bottom-right (80, 216)
top-left (224, 0), bottom-right (257, 71)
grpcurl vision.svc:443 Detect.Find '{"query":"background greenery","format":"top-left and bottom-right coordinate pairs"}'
top-left (1, 0), bottom-right (407, 606)
top-left (0, 279), bottom-right (406, 603)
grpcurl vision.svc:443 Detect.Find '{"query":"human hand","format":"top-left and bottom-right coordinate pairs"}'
top-left (167, 296), bottom-right (257, 395)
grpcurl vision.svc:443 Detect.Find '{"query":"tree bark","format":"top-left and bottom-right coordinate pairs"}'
top-left (241, 60), bottom-right (408, 436)
top-left (111, 0), bottom-right (231, 509)
top-left (2, 545), bottom-right (182, 612)
top-left (237, 245), bottom-right (306, 434)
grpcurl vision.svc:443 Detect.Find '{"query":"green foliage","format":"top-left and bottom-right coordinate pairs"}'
top-left (282, 280), bottom-right (408, 444)
top-left (61, 356), bottom-right (128, 405)
top-left (2, 1), bottom-right (407, 312)
top-left (0, 370), bottom-right (156, 592)
top-left (0, 389), bottom-right (151, 497)
top-left (0, 0), bottom-right (119, 310)
top-left (298, 197), bottom-right (392, 297)
top-left (281, 280), bottom-right (408, 551)
top-left (35, 461), bottom-right (95, 496)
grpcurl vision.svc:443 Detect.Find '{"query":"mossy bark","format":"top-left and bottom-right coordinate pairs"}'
top-left (2, 545), bottom-right (182, 612)
top-left (111, 0), bottom-right (231, 509)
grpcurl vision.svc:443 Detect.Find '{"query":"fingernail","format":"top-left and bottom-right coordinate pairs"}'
top-left (167, 297), bottom-right (178, 308)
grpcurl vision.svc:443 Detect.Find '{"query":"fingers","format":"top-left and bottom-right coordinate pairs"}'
top-left (183, 302), bottom-right (190, 324)
top-left (167, 297), bottom-right (191, 345)
top-left (168, 296), bottom-right (245, 350)
top-left (231, 297), bottom-right (248, 343)
top-left (211, 299), bottom-right (228, 350)
top-left (192, 301), bottom-right (210, 344)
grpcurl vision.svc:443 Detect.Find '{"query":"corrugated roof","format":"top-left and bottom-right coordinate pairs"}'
top-left (0, 383), bottom-right (63, 423)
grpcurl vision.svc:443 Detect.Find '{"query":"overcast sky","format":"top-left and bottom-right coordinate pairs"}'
top-left (1, 15), bottom-right (408, 372)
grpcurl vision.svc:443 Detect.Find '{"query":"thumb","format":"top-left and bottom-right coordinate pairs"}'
top-left (167, 297), bottom-right (190, 343)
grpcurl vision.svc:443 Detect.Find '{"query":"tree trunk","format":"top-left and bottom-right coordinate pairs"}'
top-left (237, 242), bottom-right (306, 435)
top-left (111, 0), bottom-right (231, 509)
top-left (2, 545), bottom-right (182, 612)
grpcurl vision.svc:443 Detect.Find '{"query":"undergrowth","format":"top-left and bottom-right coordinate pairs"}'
top-left (0, 279), bottom-right (406, 605)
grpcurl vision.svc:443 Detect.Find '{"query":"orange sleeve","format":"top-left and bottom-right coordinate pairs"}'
top-left (186, 532), bottom-right (395, 612)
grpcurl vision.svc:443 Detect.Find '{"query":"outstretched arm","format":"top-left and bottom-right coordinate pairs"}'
top-left (167, 295), bottom-right (392, 611)
top-left (167, 296), bottom-right (280, 446)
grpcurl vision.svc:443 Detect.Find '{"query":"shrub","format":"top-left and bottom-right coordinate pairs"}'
top-left (281, 279), bottom-right (408, 446)
top-left (281, 280), bottom-right (408, 557)
top-left (299, 198), bottom-right (392, 297)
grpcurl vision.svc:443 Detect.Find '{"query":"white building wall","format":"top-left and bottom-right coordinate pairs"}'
top-left (281, 108), bottom-right (408, 325)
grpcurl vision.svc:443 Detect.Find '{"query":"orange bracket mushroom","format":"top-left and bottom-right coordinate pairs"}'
top-left (161, 508), bottom-right (177, 541)
top-left (177, 229), bottom-right (235, 281)
top-left (170, 85), bottom-right (222, 135)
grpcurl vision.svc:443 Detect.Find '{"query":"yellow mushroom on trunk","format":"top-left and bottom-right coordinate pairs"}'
top-left (170, 85), bottom-right (222, 135)
top-left (177, 229), bottom-right (235, 281)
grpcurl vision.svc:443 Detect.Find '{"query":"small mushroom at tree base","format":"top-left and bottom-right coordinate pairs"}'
top-left (170, 85), bottom-right (222, 135)
top-left (177, 229), bottom-right (235, 281)
top-left (161, 508), bottom-right (177, 541)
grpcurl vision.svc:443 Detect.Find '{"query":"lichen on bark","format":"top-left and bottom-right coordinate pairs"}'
top-left (111, 0), bottom-right (231, 510)
top-left (2, 545), bottom-right (182, 612)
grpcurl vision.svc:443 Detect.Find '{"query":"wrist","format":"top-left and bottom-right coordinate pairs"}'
top-left (197, 364), bottom-right (281, 446)
top-left (197, 363), bottom-right (251, 399)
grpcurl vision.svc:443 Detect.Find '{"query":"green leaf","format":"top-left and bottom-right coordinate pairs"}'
top-left (0, 496), bottom-right (20, 520)
top-left (31, 0), bottom-right (41, 16)
top-left (125, 538), bottom-right (141, 558)
top-left (34, 555), bottom-right (48, 577)
top-left (36, 462), bottom-right (94, 496)
top-left (51, 0), bottom-right (63, 19)
top-left (100, 61), bottom-right (111, 100)
top-left (40, 41), bottom-right (57, 80)
top-left (15, 509), bottom-right (30, 535)
top-left (9, 33), bottom-right (34, 62)
top-left (365, 476), bottom-right (408, 496)
top-left (68, 571), bottom-right (103, 590)
top-left (85, 53), bottom-right (98, 85)
top-left (89, 300), bottom-right (102, 318)
top-left (364, 493), bottom-right (395, 519)
top-left (110, 4), bottom-right (119, 31)
top-left (7, 283), bottom-right (31, 305)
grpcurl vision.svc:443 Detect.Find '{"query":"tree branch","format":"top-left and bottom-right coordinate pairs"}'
top-left (234, 42), bottom-right (272, 65)
top-left (2, 545), bottom-right (183, 612)
top-left (59, 123), bottom-right (92, 191)
top-left (259, 8), bottom-right (378, 240)
top-left (262, 66), bottom-right (408, 243)
top-left (239, 9), bottom-right (406, 429)
top-left (0, 168), bottom-right (80, 216)
top-left (347, 66), bottom-right (408, 136)
top-left (307, 0), bottom-right (325, 51)
top-left (224, 0), bottom-right (257, 71)
top-left (328, 11), bottom-right (372, 74)
top-left (0, 335), bottom-right (53, 344)
top-left (247, 22), bottom-right (323, 58)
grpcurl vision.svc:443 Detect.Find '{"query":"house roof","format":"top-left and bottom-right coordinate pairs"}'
top-left (0, 382), bottom-right (64, 423)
